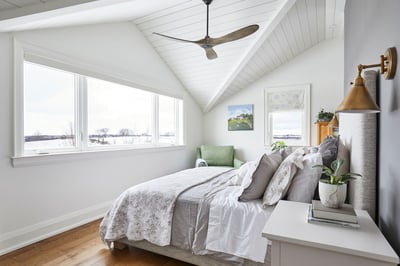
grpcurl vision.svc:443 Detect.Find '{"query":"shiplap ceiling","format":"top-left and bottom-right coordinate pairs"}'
top-left (0, 0), bottom-right (345, 112)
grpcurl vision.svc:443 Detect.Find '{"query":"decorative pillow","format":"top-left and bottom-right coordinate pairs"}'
top-left (237, 161), bottom-right (259, 190)
top-left (262, 148), bottom-right (305, 207)
top-left (239, 150), bottom-right (282, 201)
top-left (230, 161), bottom-right (253, 185)
top-left (337, 136), bottom-right (350, 176)
top-left (319, 136), bottom-right (338, 168)
top-left (200, 145), bottom-right (234, 167)
top-left (287, 152), bottom-right (323, 203)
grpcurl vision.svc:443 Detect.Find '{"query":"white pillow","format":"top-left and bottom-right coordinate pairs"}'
top-left (287, 152), bottom-right (323, 203)
top-left (230, 160), bottom-right (257, 186)
top-left (262, 148), bottom-right (305, 207)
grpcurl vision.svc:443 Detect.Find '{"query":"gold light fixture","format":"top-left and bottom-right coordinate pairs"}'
top-left (327, 113), bottom-right (339, 128)
top-left (336, 47), bottom-right (397, 113)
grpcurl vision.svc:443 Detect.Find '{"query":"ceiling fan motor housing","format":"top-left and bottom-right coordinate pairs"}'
top-left (203, 0), bottom-right (213, 5)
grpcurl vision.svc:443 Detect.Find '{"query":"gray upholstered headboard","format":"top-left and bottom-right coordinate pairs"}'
top-left (338, 70), bottom-right (378, 219)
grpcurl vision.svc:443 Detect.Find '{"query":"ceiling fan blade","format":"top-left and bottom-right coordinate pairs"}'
top-left (209, 24), bottom-right (259, 46)
top-left (153, 32), bottom-right (196, 44)
top-left (205, 47), bottom-right (217, 60)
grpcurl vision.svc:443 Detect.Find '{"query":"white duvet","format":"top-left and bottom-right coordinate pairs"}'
top-left (206, 186), bottom-right (275, 263)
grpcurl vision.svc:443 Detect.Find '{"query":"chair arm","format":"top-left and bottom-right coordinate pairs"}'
top-left (233, 158), bottom-right (244, 168)
top-left (196, 147), bottom-right (201, 159)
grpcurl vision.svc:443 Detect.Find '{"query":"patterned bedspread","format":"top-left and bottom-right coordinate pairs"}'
top-left (100, 167), bottom-right (233, 246)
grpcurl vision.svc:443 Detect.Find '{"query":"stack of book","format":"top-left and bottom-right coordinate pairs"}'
top-left (308, 200), bottom-right (360, 228)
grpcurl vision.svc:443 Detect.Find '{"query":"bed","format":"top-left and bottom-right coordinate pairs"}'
top-left (100, 147), bottom-right (324, 266)
top-left (100, 71), bottom-right (378, 266)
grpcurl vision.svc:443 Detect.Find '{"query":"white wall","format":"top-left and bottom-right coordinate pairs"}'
top-left (203, 39), bottom-right (344, 161)
top-left (0, 22), bottom-right (203, 254)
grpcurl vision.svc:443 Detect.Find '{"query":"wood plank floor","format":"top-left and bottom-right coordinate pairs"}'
top-left (0, 219), bottom-right (193, 266)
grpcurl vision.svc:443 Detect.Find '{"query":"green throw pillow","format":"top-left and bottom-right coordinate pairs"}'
top-left (200, 145), bottom-right (234, 167)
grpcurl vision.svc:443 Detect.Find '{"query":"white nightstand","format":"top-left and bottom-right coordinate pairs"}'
top-left (262, 200), bottom-right (399, 266)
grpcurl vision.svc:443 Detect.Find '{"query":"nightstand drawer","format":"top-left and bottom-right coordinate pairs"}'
top-left (271, 241), bottom-right (393, 266)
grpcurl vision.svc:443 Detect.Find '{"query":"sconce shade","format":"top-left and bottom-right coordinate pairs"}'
top-left (336, 47), bottom-right (397, 113)
top-left (336, 73), bottom-right (380, 113)
top-left (328, 114), bottom-right (339, 128)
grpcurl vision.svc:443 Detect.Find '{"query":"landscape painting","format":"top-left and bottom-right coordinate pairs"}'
top-left (228, 104), bottom-right (254, 131)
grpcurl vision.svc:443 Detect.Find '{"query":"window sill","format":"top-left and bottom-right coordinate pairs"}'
top-left (11, 145), bottom-right (186, 168)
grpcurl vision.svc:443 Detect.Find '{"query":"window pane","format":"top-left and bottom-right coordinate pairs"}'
top-left (24, 62), bottom-right (76, 152)
top-left (271, 111), bottom-right (304, 145)
top-left (159, 95), bottom-right (176, 144)
top-left (87, 77), bottom-right (153, 146)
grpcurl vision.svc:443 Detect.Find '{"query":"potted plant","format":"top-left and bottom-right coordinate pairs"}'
top-left (271, 141), bottom-right (287, 151)
top-left (316, 108), bottom-right (334, 123)
top-left (313, 159), bottom-right (361, 208)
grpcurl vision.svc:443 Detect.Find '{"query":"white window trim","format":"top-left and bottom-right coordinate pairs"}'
top-left (264, 84), bottom-right (311, 146)
top-left (13, 39), bottom-right (186, 167)
top-left (11, 145), bottom-right (185, 168)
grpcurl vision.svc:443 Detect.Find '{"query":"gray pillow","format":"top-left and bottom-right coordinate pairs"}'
top-left (239, 150), bottom-right (282, 201)
top-left (287, 152), bottom-right (323, 203)
top-left (319, 136), bottom-right (338, 167)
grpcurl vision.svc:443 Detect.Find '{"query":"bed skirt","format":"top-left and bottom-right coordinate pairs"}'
top-left (115, 239), bottom-right (271, 266)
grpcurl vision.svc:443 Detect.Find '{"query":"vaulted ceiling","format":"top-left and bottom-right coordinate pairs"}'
top-left (0, 0), bottom-right (345, 112)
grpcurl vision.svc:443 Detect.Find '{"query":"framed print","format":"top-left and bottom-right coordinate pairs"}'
top-left (228, 104), bottom-right (254, 131)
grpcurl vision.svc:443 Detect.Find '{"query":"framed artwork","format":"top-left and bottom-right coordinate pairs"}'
top-left (264, 84), bottom-right (310, 146)
top-left (228, 104), bottom-right (254, 131)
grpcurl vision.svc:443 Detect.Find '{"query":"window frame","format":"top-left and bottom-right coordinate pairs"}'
top-left (13, 40), bottom-right (185, 165)
top-left (264, 84), bottom-right (311, 146)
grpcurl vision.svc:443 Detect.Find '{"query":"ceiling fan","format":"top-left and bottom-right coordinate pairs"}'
top-left (153, 0), bottom-right (259, 60)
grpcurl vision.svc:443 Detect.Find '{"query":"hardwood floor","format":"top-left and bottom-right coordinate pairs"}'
top-left (0, 219), bottom-right (193, 266)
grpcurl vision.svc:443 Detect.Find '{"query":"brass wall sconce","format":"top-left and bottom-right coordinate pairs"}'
top-left (336, 47), bottom-right (397, 113)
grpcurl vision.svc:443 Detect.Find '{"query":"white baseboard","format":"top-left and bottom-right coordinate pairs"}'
top-left (0, 200), bottom-right (113, 256)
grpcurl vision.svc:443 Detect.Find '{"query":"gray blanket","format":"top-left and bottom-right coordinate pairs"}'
top-left (171, 169), bottom-right (248, 264)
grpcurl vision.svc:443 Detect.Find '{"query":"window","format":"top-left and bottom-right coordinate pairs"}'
top-left (264, 85), bottom-right (310, 146)
top-left (19, 60), bottom-right (183, 156)
top-left (87, 77), bottom-right (154, 146)
top-left (24, 62), bottom-right (76, 152)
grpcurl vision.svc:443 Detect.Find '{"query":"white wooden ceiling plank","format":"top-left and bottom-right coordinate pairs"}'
top-left (204, 0), bottom-right (296, 112)
top-left (273, 24), bottom-right (295, 60)
top-left (287, 4), bottom-right (306, 52)
top-left (260, 41), bottom-right (280, 69)
top-left (248, 55), bottom-right (266, 76)
top-left (280, 15), bottom-right (300, 56)
top-left (295, 0), bottom-right (313, 49)
top-left (268, 32), bottom-right (288, 64)
top-left (325, 0), bottom-right (335, 39)
top-left (133, 0), bottom-right (197, 25)
top-left (334, 0), bottom-right (345, 39)
top-left (305, 0), bottom-right (318, 45)
top-left (137, 0), bottom-right (277, 33)
top-left (316, 0), bottom-right (326, 42)
top-left (165, 57), bottom-right (238, 72)
top-left (246, 57), bottom-right (266, 80)
top-left (256, 44), bottom-right (276, 73)
top-left (240, 62), bottom-right (261, 82)
top-left (0, 0), bottom-right (97, 21)
top-left (140, 10), bottom-right (274, 43)
top-left (238, 72), bottom-right (255, 86)
top-left (141, 14), bottom-right (271, 36)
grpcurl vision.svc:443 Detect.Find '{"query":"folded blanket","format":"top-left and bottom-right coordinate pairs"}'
top-left (100, 167), bottom-right (233, 246)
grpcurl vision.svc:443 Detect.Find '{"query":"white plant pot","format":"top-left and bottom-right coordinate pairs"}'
top-left (318, 181), bottom-right (347, 208)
